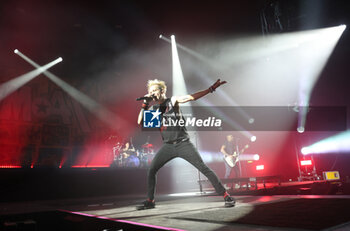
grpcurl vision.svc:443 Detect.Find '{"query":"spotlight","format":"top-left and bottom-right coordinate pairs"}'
top-left (339, 24), bottom-right (347, 30)
top-left (301, 147), bottom-right (309, 155)
top-left (250, 136), bottom-right (257, 142)
top-left (253, 154), bottom-right (260, 160)
top-left (256, 165), bottom-right (264, 170)
top-left (300, 160), bottom-right (312, 166)
top-left (297, 126), bottom-right (305, 133)
top-left (159, 34), bottom-right (163, 39)
top-left (58, 57), bottom-right (63, 62)
top-left (14, 49), bottom-right (18, 54)
top-left (248, 118), bottom-right (255, 124)
top-left (171, 35), bottom-right (175, 39)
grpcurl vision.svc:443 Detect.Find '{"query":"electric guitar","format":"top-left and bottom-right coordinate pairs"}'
top-left (224, 144), bottom-right (249, 167)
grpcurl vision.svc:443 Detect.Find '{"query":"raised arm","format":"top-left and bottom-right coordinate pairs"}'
top-left (171, 79), bottom-right (227, 105)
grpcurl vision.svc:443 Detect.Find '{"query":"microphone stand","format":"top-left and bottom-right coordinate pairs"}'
top-left (235, 138), bottom-right (243, 189)
top-left (236, 138), bottom-right (242, 178)
top-left (193, 131), bottom-right (204, 194)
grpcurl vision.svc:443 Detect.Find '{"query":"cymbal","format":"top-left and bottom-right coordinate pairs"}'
top-left (107, 135), bottom-right (119, 140)
top-left (142, 143), bottom-right (153, 148)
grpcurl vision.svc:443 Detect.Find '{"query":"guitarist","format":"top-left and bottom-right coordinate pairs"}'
top-left (220, 135), bottom-right (240, 179)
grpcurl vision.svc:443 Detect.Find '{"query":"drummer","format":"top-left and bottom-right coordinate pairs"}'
top-left (142, 142), bottom-right (154, 154)
top-left (122, 141), bottom-right (137, 159)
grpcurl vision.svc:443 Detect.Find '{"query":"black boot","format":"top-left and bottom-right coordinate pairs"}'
top-left (224, 194), bottom-right (236, 207)
top-left (136, 199), bottom-right (155, 210)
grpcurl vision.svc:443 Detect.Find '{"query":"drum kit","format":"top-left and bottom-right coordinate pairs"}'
top-left (110, 138), bottom-right (155, 168)
top-left (140, 143), bottom-right (155, 168)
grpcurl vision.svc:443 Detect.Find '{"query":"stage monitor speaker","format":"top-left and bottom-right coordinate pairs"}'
top-left (323, 171), bottom-right (340, 180)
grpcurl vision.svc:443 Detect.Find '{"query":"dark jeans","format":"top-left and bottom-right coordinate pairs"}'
top-left (147, 140), bottom-right (226, 200)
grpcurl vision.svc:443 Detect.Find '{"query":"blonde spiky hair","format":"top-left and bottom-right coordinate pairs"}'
top-left (147, 79), bottom-right (167, 93)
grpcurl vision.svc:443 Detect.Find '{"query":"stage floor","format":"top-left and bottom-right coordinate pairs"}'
top-left (2, 193), bottom-right (350, 231)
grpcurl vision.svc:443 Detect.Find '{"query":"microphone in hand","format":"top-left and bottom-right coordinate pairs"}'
top-left (136, 95), bottom-right (155, 101)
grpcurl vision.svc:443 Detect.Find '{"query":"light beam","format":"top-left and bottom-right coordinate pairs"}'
top-left (301, 130), bottom-right (350, 155)
top-left (14, 49), bottom-right (130, 132)
top-left (1, 54), bottom-right (62, 102)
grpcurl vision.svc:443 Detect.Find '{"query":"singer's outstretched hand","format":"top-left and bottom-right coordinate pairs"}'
top-left (212, 79), bottom-right (227, 90)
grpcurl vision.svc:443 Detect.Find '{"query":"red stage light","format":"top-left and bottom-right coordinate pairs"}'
top-left (256, 165), bottom-right (264, 170)
top-left (71, 165), bottom-right (110, 168)
top-left (0, 165), bottom-right (22, 168)
top-left (300, 160), bottom-right (312, 166)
